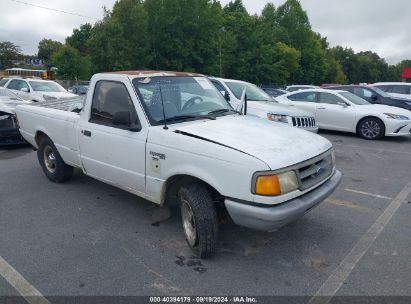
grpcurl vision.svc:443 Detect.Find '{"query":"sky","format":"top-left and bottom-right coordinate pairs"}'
top-left (0, 0), bottom-right (410, 64)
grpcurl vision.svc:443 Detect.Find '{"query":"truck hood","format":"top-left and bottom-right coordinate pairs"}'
top-left (248, 100), bottom-right (314, 117)
top-left (171, 115), bottom-right (332, 169)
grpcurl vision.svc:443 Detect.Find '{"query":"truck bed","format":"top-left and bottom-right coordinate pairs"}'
top-left (16, 98), bottom-right (83, 168)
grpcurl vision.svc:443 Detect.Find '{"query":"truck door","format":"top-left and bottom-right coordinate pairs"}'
top-left (77, 80), bottom-right (147, 195)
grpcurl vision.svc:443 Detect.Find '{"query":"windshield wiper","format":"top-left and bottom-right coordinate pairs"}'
top-left (208, 108), bottom-right (241, 115)
top-left (158, 114), bottom-right (216, 124)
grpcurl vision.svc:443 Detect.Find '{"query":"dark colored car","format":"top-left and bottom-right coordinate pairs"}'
top-left (327, 85), bottom-right (411, 111)
top-left (261, 87), bottom-right (288, 98)
top-left (68, 85), bottom-right (88, 95)
top-left (0, 88), bottom-right (29, 146)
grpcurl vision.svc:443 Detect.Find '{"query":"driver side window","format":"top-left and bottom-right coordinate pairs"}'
top-left (319, 93), bottom-right (345, 105)
top-left (288, 92), bottom-right (317, 102)
top-left (8, 80), bottom-right (29, 91)
top-left (90, 81), bottom-right (140, 130)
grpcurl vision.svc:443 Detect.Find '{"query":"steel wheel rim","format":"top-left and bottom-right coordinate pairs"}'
top-left (181, 198), bottom-right (197, 247)
top-left (361, 121), bottom-right (380, 138)
top-left (43, 145), bottom-right (57, 173)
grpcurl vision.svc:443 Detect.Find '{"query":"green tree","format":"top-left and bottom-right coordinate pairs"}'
top-left (0, 41), bottom-right (23, 69)
top-left (275, 0), bottom-right (328, 84)
top-left (66, 23), bottom-right (93, 55)
top-left (87, 19), bottom-right (132, 72)
top-left (37, 39), bottom-right (63, 63)
top-left (144, 0), bottom-right (223, 74)
top-left (51, 45), bottom-right (91, 80)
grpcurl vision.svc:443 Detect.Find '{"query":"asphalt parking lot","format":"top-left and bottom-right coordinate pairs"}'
top-left (0, 131), bottom-right (410, 302)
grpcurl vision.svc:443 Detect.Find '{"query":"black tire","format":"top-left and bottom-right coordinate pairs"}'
top-left (178, 183), bottom-right (218, 259)
top-left (357, 117), bottom-right (385, 140)
top-left (37, 136), bottom-right (73, 183)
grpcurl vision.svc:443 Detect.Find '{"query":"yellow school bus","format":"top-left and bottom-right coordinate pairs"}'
top-left (6, 68), bottom-right (56, 80)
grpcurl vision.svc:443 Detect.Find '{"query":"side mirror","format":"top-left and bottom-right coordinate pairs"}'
top-left (20, 87), bottom-right (29, 93)
top-left (337, 101), bottom-right (348, 107)
top-left (371, 95), bottom-right (378, 101)
top-left (112, 111), bottom-right (141, 132)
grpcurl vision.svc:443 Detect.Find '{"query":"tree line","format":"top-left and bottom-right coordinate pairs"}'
top-left (1, 0), bottom-right (410, 85)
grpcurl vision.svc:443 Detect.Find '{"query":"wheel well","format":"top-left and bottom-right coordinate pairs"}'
top-left (356, 116), bottom-right (385, 134)
top-left (35, 131), bottom-right (49, 147)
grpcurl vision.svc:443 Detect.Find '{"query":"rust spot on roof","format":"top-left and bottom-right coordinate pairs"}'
top-left (107, 70), bottom-right (204, 77)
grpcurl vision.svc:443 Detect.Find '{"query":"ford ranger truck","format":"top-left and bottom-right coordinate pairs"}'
top-left (15, 71), bottom-right (342, 258)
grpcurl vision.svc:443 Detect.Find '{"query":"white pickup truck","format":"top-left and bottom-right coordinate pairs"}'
top-left (16, 71), bottom-right (342, 258)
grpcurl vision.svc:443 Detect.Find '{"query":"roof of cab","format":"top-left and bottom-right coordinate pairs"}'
top-left (107, 70), bottom-right (204, 78)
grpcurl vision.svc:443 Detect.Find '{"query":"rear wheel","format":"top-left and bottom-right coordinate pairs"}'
top-left (178, 183), bottom-right (218, 259)
top-left (358, 118), bottom-right (385, 140)
top-left (37, 136), bottom-right (73, 183)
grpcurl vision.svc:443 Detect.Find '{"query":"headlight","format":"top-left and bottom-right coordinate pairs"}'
top-left (254, 171), bottom-right (299, 196)
top-left (384, 113), bottom-right (409, 120)
top-left (267, 113), bottom-right (288, 123)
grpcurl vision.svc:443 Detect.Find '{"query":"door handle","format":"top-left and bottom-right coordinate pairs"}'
top-left (82, 130), bottom-right (92, 137)
top-left (317, 107), bottom-right (326, 110)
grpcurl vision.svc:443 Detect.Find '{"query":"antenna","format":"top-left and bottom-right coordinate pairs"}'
top-left (158, 82), bottom-right (168, 130)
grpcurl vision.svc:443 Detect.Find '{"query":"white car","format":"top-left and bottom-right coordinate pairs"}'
top-left (1, 78), bottom-right (76, 102)
top-left (286, 85), bottom-right (320, 92)
top-left (276, 89), bottom-right (411, 140)
top-left (210, 77), bottom-right (318, 132)
top-left (15, 70), bottom-right (341, 258)
top-left (370, 82), bottom-right (411, 101)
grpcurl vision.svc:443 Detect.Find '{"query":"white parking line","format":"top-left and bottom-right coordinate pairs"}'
top-left (0, 256), bottom-right (50, 304)
top-left (309, 181), bottom-right (411, 304)
top-left (334, 143), bottom-right (411, 156)
top-left (344, 188), bottom-right (392, 200)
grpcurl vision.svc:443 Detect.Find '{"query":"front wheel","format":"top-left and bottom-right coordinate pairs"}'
top-left (358, 118), bottom-right (385, 140)
top-left (37, 136), bottom-right (73, 183)
top-left (178, 183), bottom-right (218, 259)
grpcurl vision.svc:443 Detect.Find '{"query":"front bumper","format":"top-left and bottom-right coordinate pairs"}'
top-left (0, 129), bottom-right (26, 147)
top-left (225, 170), bottom-right (342, 231)
top-left (385, 121), bottom-right (411, 137)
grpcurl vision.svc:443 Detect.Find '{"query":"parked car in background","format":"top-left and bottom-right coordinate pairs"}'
top-left (370, 82), bottom-right (411, 100)
top-left (68, 85), bottom-right (89, 95)
top-left (16, 70), bottom-right (341, 258)
top-left (328, 85), bottom-right (411, 111)
top-left (0, 87), bottom-right (30, 146)
top-left (261, 87), bottom-right (288, 98)
top-left (286, 85), bottom-right (320, 92)
top-left (210, 77), bottom-right (318, 132)
top-left (2, 78), bottom-right (77, 102)
top-left (276, 89), bottom-right (411, 140)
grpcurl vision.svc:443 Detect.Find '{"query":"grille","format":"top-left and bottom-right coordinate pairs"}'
top-left (296, 153), bottom-right (333, 191)
top-left (292, 117), bottom-right (316, 128)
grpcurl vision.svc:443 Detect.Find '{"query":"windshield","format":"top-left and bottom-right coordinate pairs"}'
top-left (340, 92), bottom-right (370, 105)
top-left (29, 81), bottom-right (66, 92)
top-left (132, 76), bottom-right (235, 125)
top-left (225, 81), bottom-right (274, 102)
top-left (370, 86), bottom-right (390, 98)
top-left (0, 88), bottom-right (22, 100)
